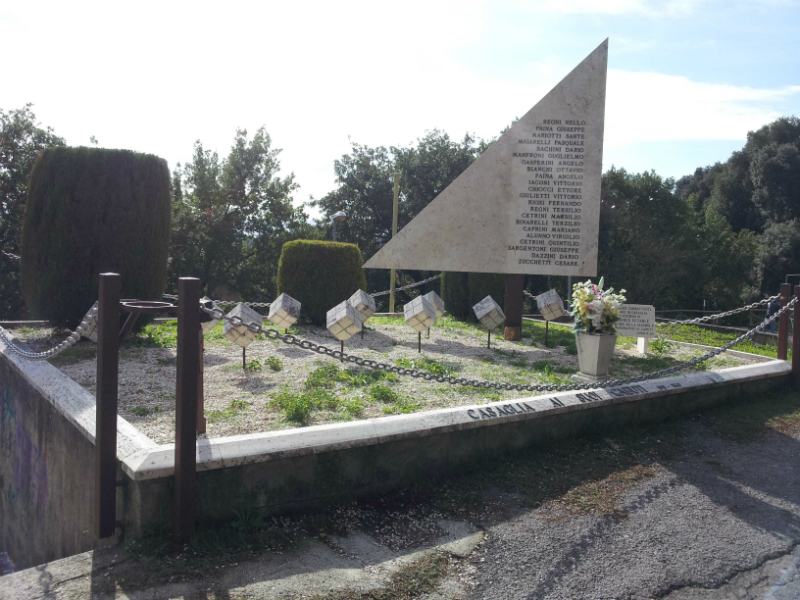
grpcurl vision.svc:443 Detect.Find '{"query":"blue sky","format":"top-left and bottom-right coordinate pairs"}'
top-left (2, 0), bottom-right (798, 216)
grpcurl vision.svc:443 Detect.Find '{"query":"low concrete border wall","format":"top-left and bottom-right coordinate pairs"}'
top-left (0, 334), bottom-right (155, 571)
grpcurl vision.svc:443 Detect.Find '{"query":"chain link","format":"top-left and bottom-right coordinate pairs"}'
top-left (202, 297), bottom-right (797, 393)
top-left (2, 251), bottom-right (20, 260)
top-left (0, 303), bottom-right (98, 361)
top-left (370, 273), bottom-right (442, 298)
top-left (658, 294), bottom-right (779, 325)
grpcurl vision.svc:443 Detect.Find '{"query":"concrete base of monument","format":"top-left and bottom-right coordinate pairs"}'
top-left (504, 326), bottom-right (522, 341)
top-left (572, 372), bottom-right (611, 383)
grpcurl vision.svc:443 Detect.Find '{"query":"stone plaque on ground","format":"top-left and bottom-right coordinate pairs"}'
top-left (364, 40), bottom-right (608, 277)
top-left (617, 304), bottom-right (656, 338)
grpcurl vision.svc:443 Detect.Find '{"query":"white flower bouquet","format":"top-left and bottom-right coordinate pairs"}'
top-left (570, 277), bottom-right (626, 334)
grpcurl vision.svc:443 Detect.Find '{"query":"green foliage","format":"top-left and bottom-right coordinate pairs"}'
top-left (273, 386), bottom-right (362, 425)
top-left (21, 146), bottom-right (171, 328)
top-left (441, 271), bottom-right (505, 322)
top-left (649, 338), bottom-right (672, 354)
top-left (129, 321), bottom-right (177, 348)
top-left (277, 240), bottom-right (366, 325)
top-left (265, 356), bottom-right (282, 371)
top-left (243, 358), bottom-right (262, 372)
top-left (169, 128), bottom-right (319, 301)
top-left (370, 385), bottom-right (399, 403)
top-left (394, 357), bottom-right (456, 377)
top-left (207, 399), bottom-right (252, 423)
top-left (0, 105), bottom-right (65, 319)
top-left (441, 271), bottom-right (470, 320)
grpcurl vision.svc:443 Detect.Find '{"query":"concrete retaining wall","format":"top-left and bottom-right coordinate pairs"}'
top-left (0, 335), bottom-right (154, 571)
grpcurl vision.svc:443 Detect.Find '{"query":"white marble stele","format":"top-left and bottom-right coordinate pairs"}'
top-left (473, 296), bottom-right (505, 331)
top-left (364, 40), bottom-right (608, 278)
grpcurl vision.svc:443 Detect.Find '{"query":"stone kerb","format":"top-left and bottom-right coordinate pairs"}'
top-left (120, 359), bottom-right (790, 483)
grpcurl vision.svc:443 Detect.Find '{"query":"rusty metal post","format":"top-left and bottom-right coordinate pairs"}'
top-left (197, 332), bottom-right (206, 434)
top-left (418, 331), bottom-right (421, 353)
top-left (175, 277), bottom-right (200, 539)
top-left (778, 283), bottom-right (791, 360)
top-left (95, 273), bottom-right (120, 539)
top-left (793, 286), bottom-right (800, 386)
top-left (503, 274), bottom-right (524, 341)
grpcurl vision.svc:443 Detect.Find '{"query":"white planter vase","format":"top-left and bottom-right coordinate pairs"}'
top-left (575, 332), bottom-right (617, 378)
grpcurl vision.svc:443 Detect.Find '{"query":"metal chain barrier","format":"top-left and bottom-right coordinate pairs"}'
top-left (164, 273), bottom-right (443, 308)
top-left (202, 297), bottom-right (797, 393)
top-left (370, 273), bottom-right (442, 298)
top-left (0, 303), bottom-right (98, 361)
top-left (2, 251), bottom-right (20, 260)
top-left (658, 294), bottom-right (779, 325)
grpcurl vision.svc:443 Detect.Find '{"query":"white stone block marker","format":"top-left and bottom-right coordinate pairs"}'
top-left (423, 291), bottom-right (445, 319)
top-left (474, 295), bottom-right (505, 348)
top-left (200, 297), bottom-right (222, 335)
top-left (404, 296), bottom-right (437, 332)
top-left (349, 289), bottom-right (376, 321)
top-left (223, 303), bottom-right (263, 348)
top-left (80, 303), bottom-right (100, 342)
top-left (327, 301), bottom-right (363, 341)
top-left (268, 293), bottom-right (301, 330)
top-left (536, 289), bottom-right (566, 321)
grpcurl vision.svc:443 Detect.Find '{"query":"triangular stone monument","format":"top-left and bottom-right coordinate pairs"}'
top-left (365, 40), bottom-right (608, 277)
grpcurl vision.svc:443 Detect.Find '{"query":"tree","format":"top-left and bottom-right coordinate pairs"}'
top-left (0, 105), bottom-right (65, 318)
top-left (169, 128), bottom-right (316, 301)
top-left (312, 130), bottom-right (486, 299)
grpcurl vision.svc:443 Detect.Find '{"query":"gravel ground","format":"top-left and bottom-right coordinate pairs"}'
top-left (14, 317), bottom-right (758, 445)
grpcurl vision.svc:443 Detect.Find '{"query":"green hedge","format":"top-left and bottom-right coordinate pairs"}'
top-left (277, 240), bottom-right (367, 325)
top-left (20, 147), bottom-right (171, 328)
top-left (442, 272), bottom-right (506, 321)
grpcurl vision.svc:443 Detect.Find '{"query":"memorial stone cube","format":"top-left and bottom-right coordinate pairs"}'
top-left (423, 291), bottom-right (445, 319)
top-left (536, 289), bottom-right (566, 321)
top-left (201, 297), bottom-right (222, 335)
top-left (223, 303), bottom-right (263, 348)
top-left (80, 303), bottom-right (100, 342)
top-left (473, 296), bottom-right (505, 330)
top-left (327, 301), bottom-right (363, 341)
top-left (349, 289), bottom-right (376, 321)
top-left (268, 293), bottom-right (301, 329)
top-left (404, 296), bottom-right (437, 332)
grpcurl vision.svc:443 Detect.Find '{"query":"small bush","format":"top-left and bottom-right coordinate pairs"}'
top-left (370, 385), bottom-right (399, 403)
top-left (21, 147), bottom-right (171, 328)
top-left (277, 240), bottom-right (366, 325)
top-left (265, 356), bottom-right (283, 371)
top-left (274, 391), bottom-right (315, 424)
top-left (243, 358), bottom-right (262, 373)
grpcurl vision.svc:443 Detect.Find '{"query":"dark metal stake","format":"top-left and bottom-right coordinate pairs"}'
top-left (779, 283), bottom-right (792, 360)
top-left (341, 340), bottom-right (344, 360)
top-left (418, 331), bottom-right (421, 353)
top-left (197, 332), bottom-right (206, 435)
top-left (95, 273), bottom-right (120, 540)
top-left (175, 277), bottom-right (201, 540)
top-left (487, 330), bottom-right (491, 349)
top-left (545, 321), bottom-right (549, 347)
top-left (793, 286), bottom-right (800, 386)
top-left (242, 347), bottom-right (246, 369)
top-left (427, 327), bottom-right (430, 339)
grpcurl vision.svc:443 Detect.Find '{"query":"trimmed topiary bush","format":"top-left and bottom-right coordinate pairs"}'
top-left (441, 271), bottom-right (470, 320)
top-left (277, 240), bottom-right (367, 325)
top-left (21, 147), bottom-right (171, 328)
top-left (442, 271), bottom-right (506, 321)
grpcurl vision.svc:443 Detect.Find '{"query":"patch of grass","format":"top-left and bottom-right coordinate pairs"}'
top-left (370, 385), bottom-right (399, 403)
top-left (615, 354), bottom-right (680, 373)
top-left (243, 358), bottom-right (262, 373)
top-left (531, 362), bottom-right (575, 385)
top-left (395, 357), bottom-right (456, 377)
top-left (207, 399), bottom-right (252, 423)
top-left (553, 465), bottom-right (656, 517)
top-left (492, 348), bottom-right (528, 368)
top-left (705, 387), bottom-right (800, 442)
top-left (156, 356), bottom-right (176, 366)
top-left (658, 323), bottom-right (781, 359)
top-left (273, 387), bottom-right (364, 424)
top-left (649, 337), bottom-right (673, 354)
top-left (129, 405), bottom-right (159, 417)
top-left (530, 360), bottom-right (577, 374)
top-left (522, 320), bottom-right (576, 351)
top-left (129, 321), bottom-right (178, 348)
top-left (382, 400), bottom-right (423, 415)
top-left (304, 364), bottom-right (340, 389)
top-left (48, 346), bottom-right (96, 366)
top-left (265, 356), bottom-right (282, 371)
